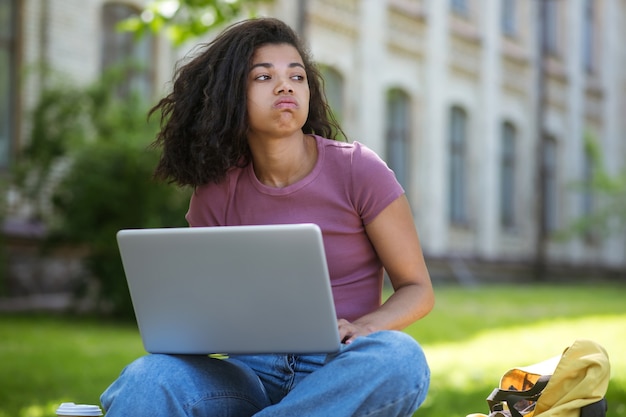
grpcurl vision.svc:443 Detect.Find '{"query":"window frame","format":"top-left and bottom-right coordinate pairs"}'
top-left (582, 0), bottom-right (596, 73)
top-left (581, 143), bottom-right (599, 244)
top-left (385, 88), bottom-right (412, 194)
top-left (319, 66), bottom-right (344, 123)
top-left (448, 106), bottom-right (468, 225)
top-left (500, 121), bottom-right (517, 230)
top-left (501, 0), bottom-right (517, 37)
top-left (101, 1), bottom-right (155, 99)
top-left (0, 0), bottom-right (17, 170)
top-left (542, 136), bottom-right (559, 234)
top-left (541, 0), bottom-right (560, 55)
top-left (451, 0), bottom-right (469, 16)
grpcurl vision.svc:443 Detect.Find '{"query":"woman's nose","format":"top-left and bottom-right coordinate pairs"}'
top-left (275, 77), bottom-right (294, 94)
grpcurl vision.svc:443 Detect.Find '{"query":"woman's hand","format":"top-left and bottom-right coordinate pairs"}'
top-left (337, 318), bottom-right (376, 345)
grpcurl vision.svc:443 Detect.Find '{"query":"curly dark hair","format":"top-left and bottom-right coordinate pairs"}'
top-left (149, 17), bottom-right (344, 187)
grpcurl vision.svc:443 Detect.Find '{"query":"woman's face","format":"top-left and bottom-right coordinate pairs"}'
top-left (246, 43), bottom-right (310, 141)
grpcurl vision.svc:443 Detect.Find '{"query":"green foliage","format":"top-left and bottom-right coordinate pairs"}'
top-left (561, 132), bottom-right (626, 240)
top-left (12, 66), bottom-right (190, 317)
top-left (50, 141), bottom-right (190, 317)
top-left (0, 176), bottom-right (6, 296)
top-left (119, 0), bottom-right (274, 46)
top-left (12, 74), bottom-right (90, 221)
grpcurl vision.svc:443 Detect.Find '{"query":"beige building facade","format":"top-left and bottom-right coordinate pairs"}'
top-left (3, 0), bottom-right (625, 281)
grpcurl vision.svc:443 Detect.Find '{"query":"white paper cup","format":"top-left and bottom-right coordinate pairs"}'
top-left (56, 402), bottom-right (103, 416)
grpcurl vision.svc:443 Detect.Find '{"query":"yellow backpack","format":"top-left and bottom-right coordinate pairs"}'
top-left (467, 339), bottom-right (610, 417)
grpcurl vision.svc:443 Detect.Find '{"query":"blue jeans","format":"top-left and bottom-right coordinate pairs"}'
top-left (100, 331), bottom-right (430, 416)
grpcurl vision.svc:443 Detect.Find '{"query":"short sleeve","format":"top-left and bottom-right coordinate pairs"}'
top-left (349, 142), bottom-right (404, 225)
top-left (185, 180), bottom-right (231, 227)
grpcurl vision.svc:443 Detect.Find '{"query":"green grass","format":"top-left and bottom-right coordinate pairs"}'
top-left (0, 284), bottom-right (625, 417)
top-left (0, 316), bottom-right (144, 417)
top-left (413, 284), bottom-right (626, 416)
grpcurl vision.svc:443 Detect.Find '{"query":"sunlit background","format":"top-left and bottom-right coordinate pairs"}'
top-left (0, 1), bottom-right (624, 416)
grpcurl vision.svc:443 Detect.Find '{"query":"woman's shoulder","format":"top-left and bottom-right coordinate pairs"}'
top-left (193, 166), bottom-right (248, 196)
top-left (316, 136), bottom-right (380, 161)
top-left (186, 166), bottom-right (249, 226)
top-left (316, 136), bottom-right (387, 171)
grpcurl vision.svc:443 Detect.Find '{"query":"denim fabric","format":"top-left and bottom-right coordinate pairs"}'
top-left (100, 331), bottom-right (430, 417)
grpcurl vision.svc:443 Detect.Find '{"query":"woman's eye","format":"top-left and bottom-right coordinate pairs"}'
top-left (255, 74), bottom-right (271, 81)
top-left (292, 75), bottom-right (305, 81)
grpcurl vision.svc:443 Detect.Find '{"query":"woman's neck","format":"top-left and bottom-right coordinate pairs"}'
top-left (249, 132), bottom-right (317, 188)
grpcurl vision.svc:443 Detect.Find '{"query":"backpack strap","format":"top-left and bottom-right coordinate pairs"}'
top-left (580, 398), bottom-right (607, 417)
top-left (487, 375), bottom-right (551, 417)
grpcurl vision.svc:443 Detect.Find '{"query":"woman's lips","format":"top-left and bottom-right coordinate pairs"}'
top-left (273, 97), bottom-right (298, 109)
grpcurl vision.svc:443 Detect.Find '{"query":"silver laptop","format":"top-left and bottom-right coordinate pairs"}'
top-left (116, 223), bottom-right (341, 355)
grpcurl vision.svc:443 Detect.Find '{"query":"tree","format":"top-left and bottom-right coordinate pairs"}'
top-left (563, 133), bottom-right (626, 240)
top-left (120, 0), bottom-right (273, 46)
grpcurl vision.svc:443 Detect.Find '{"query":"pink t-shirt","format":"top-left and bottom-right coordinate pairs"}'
top-left (186, 135), bottom-right (404, 321)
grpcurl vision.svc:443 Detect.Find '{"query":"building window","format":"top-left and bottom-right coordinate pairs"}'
top-left (320, 66), bottom-right (344, 123)
top-left (582, 143), bottom-right (598, 243)
top-left (541, 0), bottom-right (560, 54)
top-left (451, 0), bottom-right (469, 16)
top-left (385, 89), bottom-right (411, 193)
top-left (501, 0), bottom-right (517, 36)
top-left (101, 2), bottom-right (154, 99)
top-left (500, 122), bottom-right (516, 229)
top-left (582, 0), bottom-right (595, 73)
top-left (0, 0), bottom-right (16, 169)
top-left (542, 136), bottom-right (558, 234)
top-left (449, 106), bottom-right (468, 225)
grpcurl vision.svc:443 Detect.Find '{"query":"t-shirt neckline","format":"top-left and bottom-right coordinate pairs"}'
top-left (247, 135), bottom-right (324, 195)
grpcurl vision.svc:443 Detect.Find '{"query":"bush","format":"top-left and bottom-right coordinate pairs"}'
top-left (0, 177), bottom-right (7, 296)
top-left (50, 141), bottom-right (190, 317)
top-left (11, 66), bottom-right (191, 318)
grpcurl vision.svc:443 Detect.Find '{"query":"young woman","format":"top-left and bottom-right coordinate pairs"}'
top-left (101, 17), bottom-right (434, 417)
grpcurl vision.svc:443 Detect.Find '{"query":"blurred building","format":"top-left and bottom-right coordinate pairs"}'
top-left (2, 0), bottom-right (625, 291)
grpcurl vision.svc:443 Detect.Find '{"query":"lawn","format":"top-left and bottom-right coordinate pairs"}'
top-left (0, 283), bottom-right (624, 417)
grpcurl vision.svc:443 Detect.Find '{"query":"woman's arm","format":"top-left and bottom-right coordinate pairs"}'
top-left (338, 194), bottom-right (434, 344)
